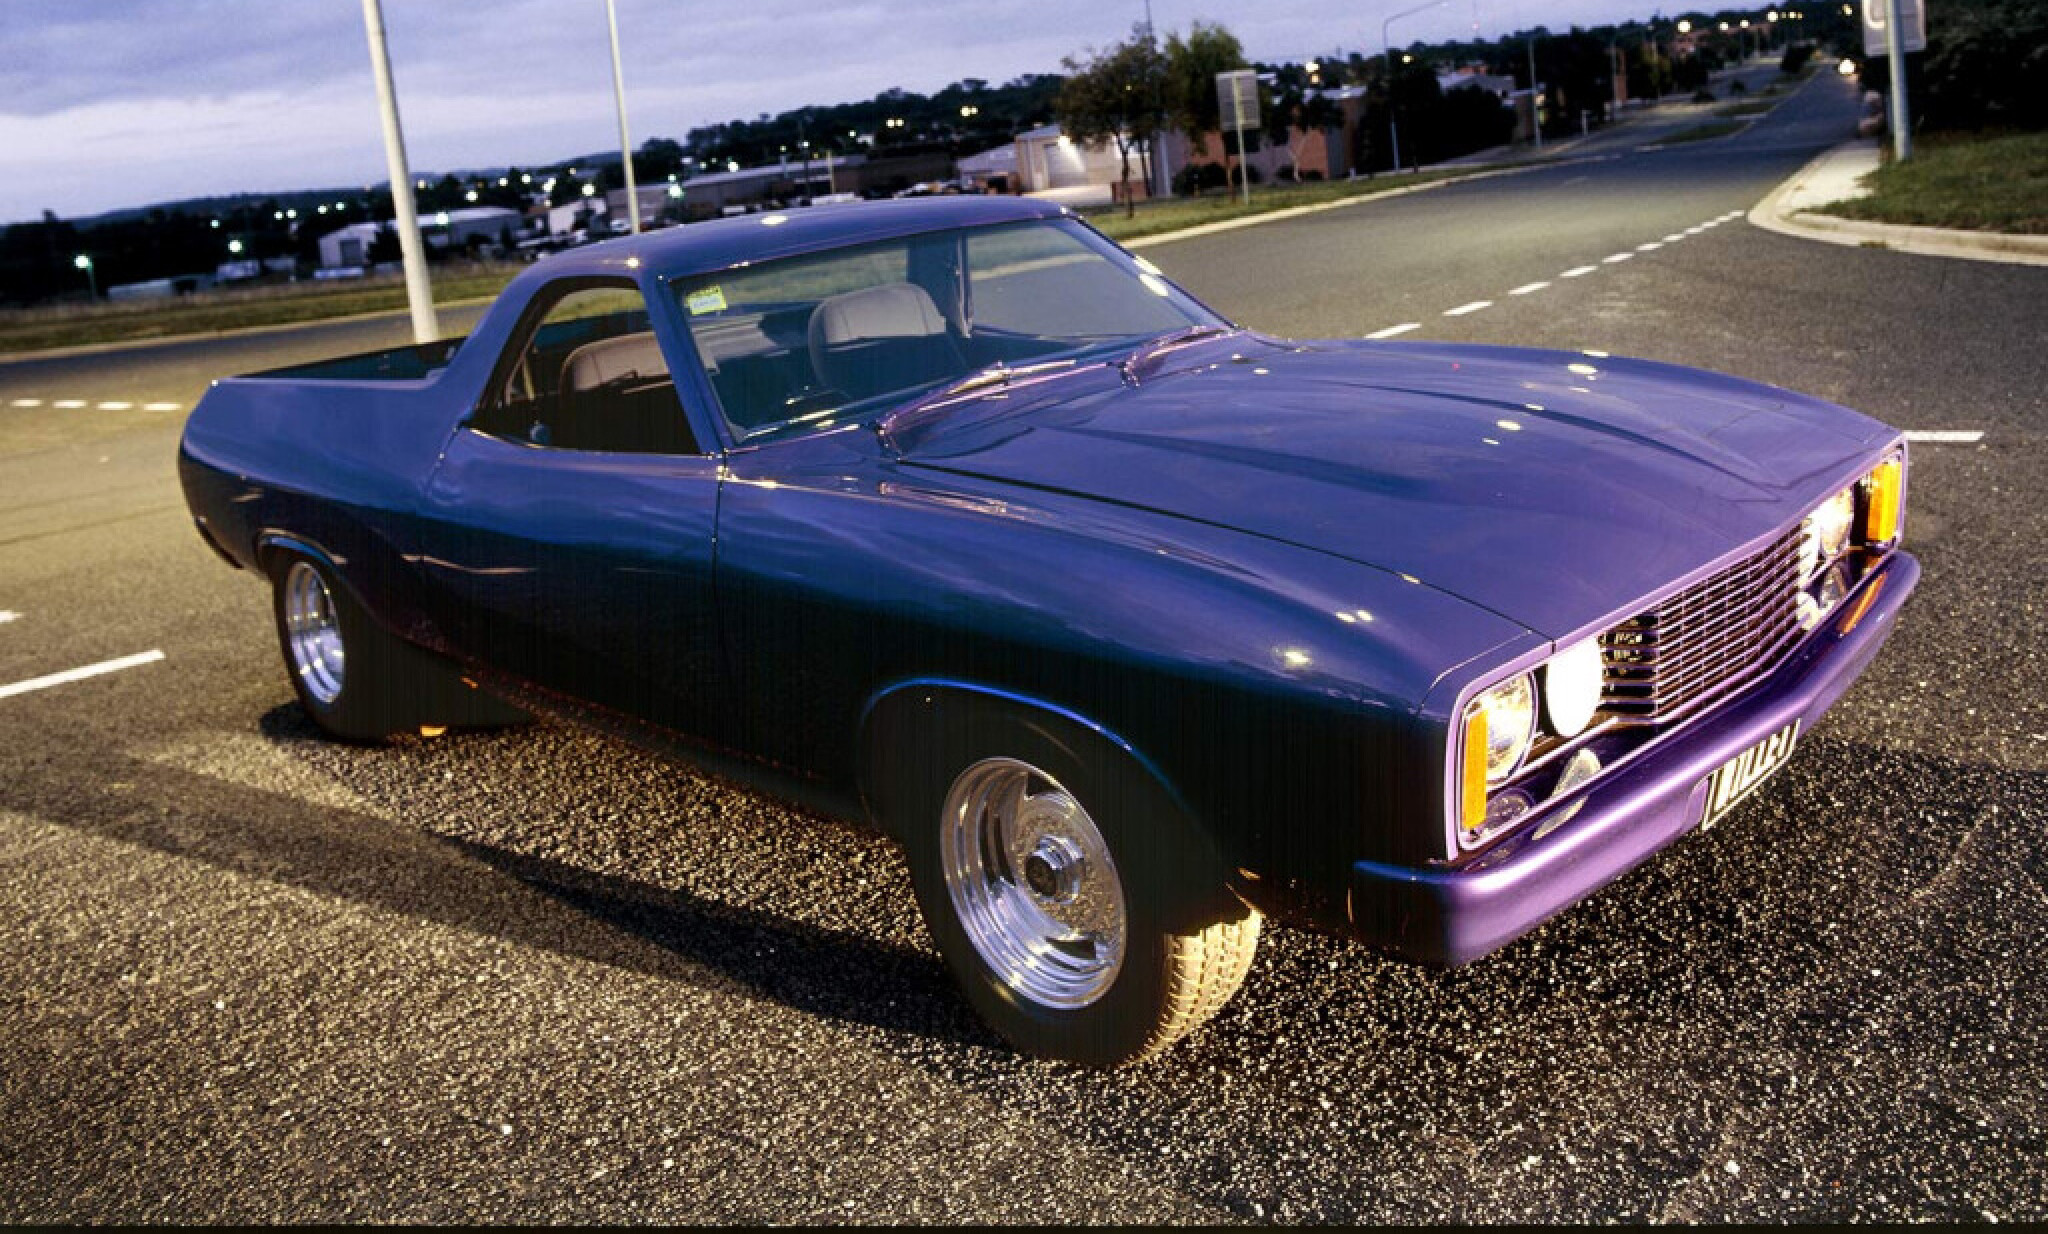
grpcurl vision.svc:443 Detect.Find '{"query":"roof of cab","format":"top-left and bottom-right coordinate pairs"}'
top-left (526, 196), bottom-right (1071, 284)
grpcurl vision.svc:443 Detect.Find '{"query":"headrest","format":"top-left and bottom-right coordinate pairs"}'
top-left (809, 283), bottom-right (947, 349)
top-left (563, 332), bottom-right (668, 393)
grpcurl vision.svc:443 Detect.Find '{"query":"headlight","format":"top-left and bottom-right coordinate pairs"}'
top-left (1542, 638), bottom-right (1603, 739)
top-left (1803, 486), bottom-right (1856, 574)
top-left (1469, 673), bottom-right (1536, 783)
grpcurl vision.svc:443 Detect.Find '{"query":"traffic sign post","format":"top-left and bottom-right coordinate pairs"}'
top-left (1216, 69), bottom-right (1259, 205)
top-left (1862, 0), bottom-right (1923, 161)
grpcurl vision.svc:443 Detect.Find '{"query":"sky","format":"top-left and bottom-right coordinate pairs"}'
top-left (3, 0), bottom-right (1666, 225)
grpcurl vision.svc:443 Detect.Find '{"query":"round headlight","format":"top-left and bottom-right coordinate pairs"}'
top-left (1543, 638), bottom-right (1604, 738)
top-left (1807, 486), bottom-right (1856, 562)
top-left (1473, 672), bottom-right (1536, 783)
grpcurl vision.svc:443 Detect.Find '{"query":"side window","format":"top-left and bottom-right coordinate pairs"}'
top-left (474, 281), bottom-right (700, 455)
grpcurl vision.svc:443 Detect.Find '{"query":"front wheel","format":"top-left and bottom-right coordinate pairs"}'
top-left (895, 711), bottom-right (1260, 1066)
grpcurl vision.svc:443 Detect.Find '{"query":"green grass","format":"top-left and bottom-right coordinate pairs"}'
top-left (1818, 130), bottom-right (2048, 235)
top-left (0, 262), bottom-right (521, 356)
top-left (1715, 100), bottom-right (1777, 118)
top-left (1083, 167), bottom-right (1479, 243)
top-left (1651, 120), bottom-right (1749, 146)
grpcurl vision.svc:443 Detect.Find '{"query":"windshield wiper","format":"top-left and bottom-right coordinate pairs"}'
top-left (1119, 325), bottom-right (1238, 381)
top-left (877, 357), bottom-right (1086, 443)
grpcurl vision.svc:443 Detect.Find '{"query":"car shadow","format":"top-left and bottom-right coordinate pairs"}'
top-left (28, 701), bottom-right (992, 1053)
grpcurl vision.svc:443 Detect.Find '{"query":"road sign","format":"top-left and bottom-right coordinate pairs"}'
top-left (1862, 0), bottom-right (1925, 57)
top-left (1215, 70), bottom-right (1260, 132)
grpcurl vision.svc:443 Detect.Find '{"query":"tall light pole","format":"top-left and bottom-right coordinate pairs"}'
top-left (604, 0), bottom-right (641, 234)
top-left (1527, 31), bottom-right (1542, 148)
top-left (1382, 0), bottom-right (1446, 174)
top-left (359, 0), bottom-right (437, 345)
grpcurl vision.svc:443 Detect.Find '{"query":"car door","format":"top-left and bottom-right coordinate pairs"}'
top-left (412, 276), bottom-right (733, 741)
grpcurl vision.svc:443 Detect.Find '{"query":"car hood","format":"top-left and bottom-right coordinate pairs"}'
top-left (888, 337), bottom-right (1897, 639)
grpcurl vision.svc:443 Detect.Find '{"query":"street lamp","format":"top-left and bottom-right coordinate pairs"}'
top-left (73, 254), bottom-right (96, 300)
top-left (1381, 0), bottom-right (1446, 174)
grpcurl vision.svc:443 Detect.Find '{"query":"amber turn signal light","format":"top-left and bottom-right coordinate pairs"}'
top-left (1461, 707), bottom-right (1490, 831)
top-left (1864, 458), bottom-right (1902, 544)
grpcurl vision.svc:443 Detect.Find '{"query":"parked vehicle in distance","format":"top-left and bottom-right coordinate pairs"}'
top-left (180, 198), bottom-right (1917, 1064)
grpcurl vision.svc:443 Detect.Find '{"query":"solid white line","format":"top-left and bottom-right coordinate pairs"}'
top-left (1560, 265), bottom-right (1598, 278)
top-left (0, 649), bottom-right (165, 702)
top-left (1443, 300), bottom-right (1493, 317)
top-left (1508, 281), bottom-right (1551, 296)
top-left (0, 611), bottom-right (19, 625)
top-left (1903, 430), bottom-right (1985, 443)
top-left (143, 402), bottom-right (182, 412)
top-left (1636, 241), bottom-right (1664, 252)
top-left (1366, 322), bottom-right (1421, 339)
top-left (54, 399), bottom-right (85, 409)
top-left (1603, 252), bottom-right (1635, 264)
top-left (8, 399), bottom-right (42, 408)
top-left (97, 401), bottom-right (133, 411)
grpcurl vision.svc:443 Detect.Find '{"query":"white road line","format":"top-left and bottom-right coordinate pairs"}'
top-left (143, 402), bottom-right (182, 412)
top-left (1904, 430), bottom-right (1985, 443)
top-left (1560, 265), bottom-right (1598, 278)
top-left (1684, 226), bottom-right (1706, 235)
top-left (1443, 300), bottom-right (1493, 317)
top-left (54, 399), bottom-right (86, 409)
top-left (1365, 322), bottom-right (1421, 339)
top-left (9, 399), bottom-right (42, 408)
top-left (1662, 233), bottom-right (1685, 242)
top-left (0, 649), bottom-right (166, 702)
top-left (1508, 281), bottom-right (1551, 296)
top-left (1700, 220), bottom-right (1722, 229)
top-left (97, 401), bottom-right (133, 411)
top-left (1636, 241), bottom-right (1664, 252)
top-left (0, 611), bottom-right (19, 625)
top-left (1603, 252), bottom-right (1635, 264)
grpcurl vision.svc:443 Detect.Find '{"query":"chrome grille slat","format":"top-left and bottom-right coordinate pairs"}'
top-left (1598, 528), bottom-right (1805, 724)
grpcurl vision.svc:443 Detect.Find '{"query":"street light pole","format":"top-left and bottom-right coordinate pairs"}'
top-left (604, 0), bottom-right (641, 234)
top-left (1527, 32), bottom-right (1542, 148)
top-left (1382, 0), bottom-right (1445, 174)
top-left (359, 0), bottom-right (437, 345)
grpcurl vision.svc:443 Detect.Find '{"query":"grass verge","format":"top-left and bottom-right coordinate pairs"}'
top-left (1083, 166), bottom-right (1481, 242)
top-left (1817, 130), bottom-right (2048, 235)
top-left (0, 263), bottom-right (521, 357)
top-left (1652, 120), bottom-right (1748, 146)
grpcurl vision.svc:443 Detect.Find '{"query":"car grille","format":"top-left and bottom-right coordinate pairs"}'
top-left (1599, 526), bottom-right (1805, 725)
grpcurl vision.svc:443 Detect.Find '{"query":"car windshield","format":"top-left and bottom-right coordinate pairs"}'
top-left (674, 218), bottom-right (1226, 440)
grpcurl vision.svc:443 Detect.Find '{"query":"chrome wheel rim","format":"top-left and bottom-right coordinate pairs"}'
top-left (283, 562), bottom-right (345, 706)
top-left (940, 757), bottom-right (1126, 1010)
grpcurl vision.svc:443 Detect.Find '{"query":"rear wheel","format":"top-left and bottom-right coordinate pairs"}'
top-left (270, 553), bottom-right (522, 741)
top-left (894, 706), bottom-right (1260, 1066)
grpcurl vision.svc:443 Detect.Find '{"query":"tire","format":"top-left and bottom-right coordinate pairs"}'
top-left (270, 553), bottom-right (523, 741)
top-left (891, 702), bottom-right (1261, 1066)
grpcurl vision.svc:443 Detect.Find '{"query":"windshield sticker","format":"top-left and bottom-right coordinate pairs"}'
top-left (686, 285), bottom-right (727, 316)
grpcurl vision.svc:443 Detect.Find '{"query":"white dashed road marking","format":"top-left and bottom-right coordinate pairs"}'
top-left (0, 649), bottom-right (166, 703)
top-left (1561, 265), bottom-right (1598, 278)
top-left (97, 401), bottom-right (133, 411)
top-left (7, 397), bottom-right (183, 413)
top-left (1366, 323), bottom-right (1421, 339)
top-left (1603, 252), bottom-right (1635, 264)
top-left (144, 402), bottom-right (182, 412)
top-left (1444, 301), bottom-right (1493, 317)
top-left (9, 399), bottom-right (42, 408)
top-left (1508, 282), bottom-right (1551, 296)
top-left (53, 399), bottom-right (85, 409)
top-left (1636, 241), bottom-right (1664, 252)
top-left (0, 611), bottom-right (20, 625)
top-left (1904, 430), bottom-right (1986, 443)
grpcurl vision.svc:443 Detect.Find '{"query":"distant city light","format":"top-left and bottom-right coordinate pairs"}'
top-left (465, 189), bottom-right (478, 202)
top-left (1837, 58), bottom-right (1858, 75)
top-left (210, 218), bottom-right (220, 228)
top-left (73, 254), bottom-right (91, 270)
top-left (434, 211), bottom-right (450, 225)
top-left (581, 183), bottom-right (595, 196)
top-left (521, 173), bottom-right (532, 184)
top-left (1677, 18), bottom-right (1692, 31)
top-left (227, 239), bottom-right (244, 254)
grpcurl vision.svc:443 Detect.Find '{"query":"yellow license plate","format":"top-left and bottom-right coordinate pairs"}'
top-left (1701, 720), bottom-right (1801, 829)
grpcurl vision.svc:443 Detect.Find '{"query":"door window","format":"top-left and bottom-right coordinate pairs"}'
top-left (474, 281), bottom-right (700, 455)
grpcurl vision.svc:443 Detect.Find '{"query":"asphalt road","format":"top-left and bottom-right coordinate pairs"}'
top-left (3, 67), bottom-right (2044, 1223)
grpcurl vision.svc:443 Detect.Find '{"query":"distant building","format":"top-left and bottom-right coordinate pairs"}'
top-left (314, 206), bottom-right (523, 268)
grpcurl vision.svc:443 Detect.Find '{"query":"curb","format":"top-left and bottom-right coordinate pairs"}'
top-left (1123, 155), bottom-right (1609, 250)
top-left (1748, 143), bottom-right (2048, 268)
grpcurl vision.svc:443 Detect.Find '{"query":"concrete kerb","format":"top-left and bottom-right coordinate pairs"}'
top-left (1749, 142), bottom-right (2048, 268)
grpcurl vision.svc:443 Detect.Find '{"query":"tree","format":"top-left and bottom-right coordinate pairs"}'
top-left (1164, 21), bottom-right (1249, 145)
top-left (1055, 25), bottom-right (1167, 216)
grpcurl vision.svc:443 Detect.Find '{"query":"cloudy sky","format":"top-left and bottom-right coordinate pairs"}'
top-left (3, 0), bottom-right (1660, 224)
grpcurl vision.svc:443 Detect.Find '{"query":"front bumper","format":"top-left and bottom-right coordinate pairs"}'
top-left (1349, 550), bottom-right (1919, 966)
